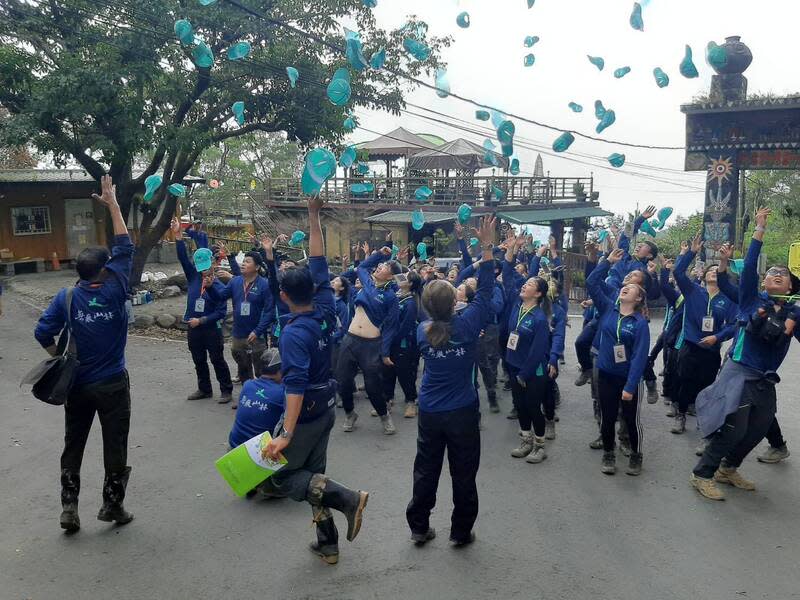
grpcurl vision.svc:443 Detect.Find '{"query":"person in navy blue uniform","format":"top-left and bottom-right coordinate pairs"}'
top-left (586, 248), bottom-right (651, 476)
top-left (35, 176), bottom-right (135, 532)
top-left (330, 272), bottom-right (352, 388)
top-left (501, 233), bottom-right (553, 465)
top-left (406, 215), bottom-right (497, 548)
top-left (228, 348), bottom-right (285, 450)
top-left (172, 219), bottom-right (233, 403)
top-left (690, 208), bottom-right (800, 501)
top-left (670, 234), bottom-right (738, 434)
top-left (260, 195), bottom-right (369, 564)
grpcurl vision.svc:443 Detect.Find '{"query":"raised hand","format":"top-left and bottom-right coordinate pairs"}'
top-left (170, 217), bottom-right (181, 236)
top-left (537, 243), bottom-right (548, 257)
top-left (755, 206), bottom-right (771, 228)
top-left (474, 214), bottom-right (497, 247)
top-left (718, 242), bottom-right (733, 260)
top-left (680, 240), bottom-right (689, 255)
top-left (454, 222), bottom-right (464, 240)
top-left (92, 174), bottom-right (119, 209)
top-left (691, 232), bottom-right (703, 254)
top-left (664, 258), bottom-right (675, 270)
top-left (607, 248), bottom-right (625, 264)
top-left (307, 194), bottom-right (324, 212)
top-left (260, 234), bottom-right (274, 252)
top-left (641, 205), bottom-right (657, 220)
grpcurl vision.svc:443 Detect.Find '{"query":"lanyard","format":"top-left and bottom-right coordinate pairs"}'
top-left (516, 305), bottom-right (535, 330)
top-left (243, 277), bottom-right (256, 301)
top-left (199, 281), bottom-right (207, 298)
top-left (706, 292), bottom-right (717, 316)
top-left (616, 315), bottom-right (625, 343)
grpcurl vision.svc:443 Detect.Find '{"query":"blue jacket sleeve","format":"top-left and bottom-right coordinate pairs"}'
top-left (491, 285), bottom-right (505, 316)
top-left (660, 267), bottom-right (680, 306)
top-left (340, 268), bottom-right (357, 286)
top-left (739, 238), bottom-right (762, 314)
top-left (228, 253), bottom-right (242, 278)
top-left (356, 252), bottom-right (386, 292)
top-left (254, 284), bottom-right (276, 337)
top-left (104, 235), bottom-right (134, 291)
top-left (205, 278), bottom-right (233, 303)
top-left (380, 294), bottom-right (399, 357)
top-left (176, 240), bottom-right (196, 279)
top-left (632, 215), bottom-right (645, 238)
top-left (281, 328), bottom-right (311, 395)
top-left (717, 271), bottom-right (740, 305)
top-left (185, 228), bottom-right (208, 249)
top-left (674, 251), bottom-right (700, 299)
top-left (586, 260), bottom-right (613, 314)
top-left (202, 282), bottom-right (227, 326)
top-left (309, 256), bottom-right (335, 324)
top-left (458, 238), bottom-right (471, 270)
top-left (528, 255), bottom-right (542, 277)
top-left (34, 288), bottom-right (68, 348)
top-left (549, 307), bottom-right (566, 366)
top-left (455, 262), bottom-right (477, 286)
top-left (624, 318), bottom-right (650, 394)
top-left (458, 260), bottom-right (494, 343)
top-left (519, 316), bottom-right (551, 381)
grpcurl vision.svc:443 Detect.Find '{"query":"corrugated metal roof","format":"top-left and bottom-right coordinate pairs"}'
top-left (497, 206), bottom-right (612, 225)
top-left (0, 169), bottom-right (205, 184)
top-left (363, 210), bottom-right (455, 224)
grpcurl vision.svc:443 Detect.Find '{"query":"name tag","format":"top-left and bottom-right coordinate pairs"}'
top-left (507, 332), bottom-right (520, 351)
top-left (702, 316), bottom-right (714, 332)
top-left (194, 298), bottom-right (205, 313)
top-left (240, 302), bottom-right (251, 316)
top-left (613, 344), bottom-right (627, 364)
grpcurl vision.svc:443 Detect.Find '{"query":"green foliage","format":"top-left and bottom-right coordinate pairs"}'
top-left (745, 170), bottom-right (800, 265)
top-left (654, 212), bottom-right (704, 258)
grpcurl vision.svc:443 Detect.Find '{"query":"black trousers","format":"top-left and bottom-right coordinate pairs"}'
top-left (477, 323), bottom-right (500, 403)
top-left (337, 333), bottom-right (387, 416)
top-left (509, 370), bottom-right (548, 436)
top-left (406, 405), bottom-right (480, 541)
top-left (188, 326), bottom-right (233, 394)
top-left (575, 321), bottom-right (597, 372)
top-left (661, 345), bottom-right (679, 400)
top-left (62, 372), bottom-right (131, 474)
top-left (598, 370), bottom-right (642, 454)
top-left (694, 379), bottom-right (777, 478)
top-left (676, 342), bottom-right (721, 414)
top-left (382, 345), bottom-right (419, 404)
top-left (544, 377), bottom-right (558, 420)
top-left (766, 417), bottom-right (786, 449)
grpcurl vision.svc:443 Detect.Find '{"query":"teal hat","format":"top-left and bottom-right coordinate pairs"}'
top-left (435, 68), bottom-right (450, 98)
top-left (680, 45), bottom-right (699, 79)
top-left (470, 237), bottom-right (479, 248)
top-left (289, 231), bottom-right (306, 247)
top-left (370, 48), bottom-right (386, 69)
top-left (706, 41), bottom-right (728, 70)
top-left (416, 242), bottom-right (428, 261)
top-left (524, 36), bottom-right (539, 48)
top-left (199, 0), bottom-right (218, 5)
top-left (568, 102), bottom-right (583, 113)
top-left (614, 66), bottom-right (631, 79)
top-left (595, 100), bottom-right (606, 119)
top-left (193, 248), bottom-right (213, 272)
top-left (483, 139), bottom-right (496, 152)
top-left (730, 259), bottom-right (745, 276)
top-left (286, 66), bottom-right (299, 88)
top-left (656, 207), bottom-right (673, 228)
top-left (411, 208), bottom-right (425, 231)
top-left (552, 132), bottom-right (575, 153)
top-left (362, 0), bottom-right (377, 7)
top-left (630, 2), bottom-right (644, 31)
top-left (653, 67), bottom-right (670, 88)
top-left (457, 203), bottom-right (472, 225)
top-left (490, 110), bottom-right (506, 128)
top-left (403, 38), bottom-right (431, 61)
top-left (174, 20), bottom-right (194, 45)
top-left (496, 120), bottom-right (515, 146)
top-left (350, 183), bottom-right (374, 195)
top-left (192, 42), bottom-right (214, 68)
top-left (457, 12), bottom-right (470, 28)
top-left (588, 55), bottom-right (605, 71)
top-left (391, 244), bottom-right (399, 260)
top-left (524, 54), bottom-right (535, 67)
top-left (345, 29), bottom-right (369, 71)
top-left (168, 183), bottom-right (186, 197)
top-left (226, 41), bottom-right (251, 61)
top-left (143, 174), bottom-right (162, 203)
top-left (608, 153), bottom-right (626, 168)
top-left (596, 109), bottom-right (616, 134)
top-left (343, 116), bottom-right (357, 131)
top-left (232, 101), bottom-right (245, 126)
top-left (357, 163), bottom-right (370, 175)
top-left (501, 143), bottom-right (514, 158)
top-left (597, 229), bottom-right (609, 242)
top-left (339, 145), bottom-right (357, 169)
top-left (484, 152), bottom-right (499, 167)
top-left (640, 220), bottom-right (658, 237)
top-left (528, 0), bottom-right (535, 7)
top-left (510, 158), bottom-right (520, 175)
top-left (493, 186), bottom-right (504, 200)
top-left (301, 147), bottom-right (336, 195)
top-left (415, 186), bottom-right (433, 201)
top-left (327, 68), bottom-right (351, 106)
top-left (475, 110), bottom-right (490, 121)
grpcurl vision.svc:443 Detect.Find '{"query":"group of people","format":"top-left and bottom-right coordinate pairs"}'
top-left (32, 175), bottom-right (800, 565)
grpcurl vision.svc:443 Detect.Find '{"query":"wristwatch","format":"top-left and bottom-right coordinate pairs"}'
top-left (755, 225), bottom-right (766, 233)
top-left (279, 427), bottom-right (293, 440)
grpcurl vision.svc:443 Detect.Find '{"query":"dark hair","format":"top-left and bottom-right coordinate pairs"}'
top-left (422, 280), bottom-right (455, 348)
top-left (245, 251), bottom-right (264, 268)
top-left (76, 246), bottom-right (110, 281)
top-left (280, 267), bottom-right (314, 305)
top-left (460, 283), bottom-right (476, 303)
top-left (531, 276), bottom-right (552, 319)
top-left (385, 259), bottom-right (402, 276)
top-left (406, 270), bottom-right (423, 297)
top-left (335, 274), bottom-right (351, 299)
top-left (641, 240), bottom-right (659, 259)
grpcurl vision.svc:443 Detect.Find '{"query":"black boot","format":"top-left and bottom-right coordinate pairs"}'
top-left (60, 469), bottom-right (81, 532)
top-left (97, 466), bottom-right (134, 525)
top-left (309, 507), bottom-right (339, 564)
top-left (307, 474), bottom-right (368, 542)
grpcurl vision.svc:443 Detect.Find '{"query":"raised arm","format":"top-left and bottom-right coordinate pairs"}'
top-left (93, 175), bottom-right (133, 287)
top-left (586, 251), bottom-right (620, 314)
top-left (460, 215), bottom-right (498, 340)
top-left (624, 319), bottom-right (651, 395)
top-left (659, 259), bottom-right (680, 306)
top-left (739, 208), bottom-right (769, 311)
top-left (172, 218), bottom-right (195, 279)
top-left (673, 236), bottom-right (701, 298)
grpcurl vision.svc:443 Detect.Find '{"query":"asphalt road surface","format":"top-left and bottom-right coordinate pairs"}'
top-left (2, 290), bottom-right (799, 600)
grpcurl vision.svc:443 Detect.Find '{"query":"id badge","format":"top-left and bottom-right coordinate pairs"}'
top-left (240, 302), bottom-right (251, 316)
top-left (613, 344), bottom-right (627, 364)
top-left (701, 316), bottom-right (714, 332)
top-left (194, 298), bottom-right (205, 313)
top-left (507, 332), bottom-right (520, 351)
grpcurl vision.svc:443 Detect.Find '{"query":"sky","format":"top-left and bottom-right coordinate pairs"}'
top-left (345, 0), bottom-right (800, 219)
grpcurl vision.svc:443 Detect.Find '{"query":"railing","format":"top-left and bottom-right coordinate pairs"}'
top-left (249, 175), bottom-right (594, 207)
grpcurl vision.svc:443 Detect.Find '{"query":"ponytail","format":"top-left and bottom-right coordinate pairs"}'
top-left (425, 320), bottom-right (451, 348)
top-left (422, 280), bottom-right (456, 348)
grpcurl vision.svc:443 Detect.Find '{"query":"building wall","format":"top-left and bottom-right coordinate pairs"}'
top-left (0, 182), bottom-right (105, 261)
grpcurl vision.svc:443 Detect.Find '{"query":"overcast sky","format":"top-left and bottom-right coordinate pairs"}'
top-left (347, 0), bottom-right (800, 218)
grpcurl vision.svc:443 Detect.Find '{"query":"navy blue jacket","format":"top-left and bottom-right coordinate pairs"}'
top-left (207, 275), bottom-right (274, 339)
top-left (394, 294), bottom-right (419, 351)
top-left (355, 252), bottom-right (399, 357)
top-left (332, 295), bottom-right (351, 346)
top-left (228, 378), bottom-right (285, 448)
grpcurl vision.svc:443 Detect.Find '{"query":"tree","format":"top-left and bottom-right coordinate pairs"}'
top-left (743, 170), bottom-right (800, 265)
top-left (0, 107), bottom-right (36, 168)
top-left (0, 0), bottom-right (449, 283)
top-left (654, 212), bottom-right (704, 259)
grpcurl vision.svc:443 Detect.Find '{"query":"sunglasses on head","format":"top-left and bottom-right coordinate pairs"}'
top-left (766, 267), bottom-right (790, 277)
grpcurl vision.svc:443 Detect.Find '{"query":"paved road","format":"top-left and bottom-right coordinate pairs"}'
top-left (2, 289), bottom-right (799, 600)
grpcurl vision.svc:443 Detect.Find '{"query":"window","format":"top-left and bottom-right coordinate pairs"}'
top-left (12, 206), bottom-right (52, 235)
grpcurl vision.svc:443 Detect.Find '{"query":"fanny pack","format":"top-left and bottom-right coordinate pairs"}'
top-left (297, 379), bottom-right (337, 423)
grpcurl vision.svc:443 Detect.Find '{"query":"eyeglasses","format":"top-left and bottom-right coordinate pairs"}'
top-left (766, 267), bottom-right (790, 277)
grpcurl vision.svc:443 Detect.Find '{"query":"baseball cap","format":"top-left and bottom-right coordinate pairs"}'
top-left (260, 348), bottom-right (282, 374)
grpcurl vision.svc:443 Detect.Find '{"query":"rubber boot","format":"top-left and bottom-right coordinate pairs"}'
top-left (307, 474), bottom-right (369, 542)
top-left (60, 469), bottom-right (81, 532)
top-left (309, 507), bottom-right (339, 564)
top-left (97, 466), bottom-right (134, 525)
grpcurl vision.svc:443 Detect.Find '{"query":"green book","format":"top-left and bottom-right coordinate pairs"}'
top-left (215, 432), bottom-right (288, 497)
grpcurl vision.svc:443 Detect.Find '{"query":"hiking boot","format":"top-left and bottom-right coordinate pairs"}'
top-left (511, 433), bottom-right (534, 458)
top-left (381, 414), bottom-right (396, 435)
top-left (757, 444), bottom-right (790, 464)
top-left (60, 469), bottom-right (80, 533)
top-left (370, 408), bottom-right (378, 417)
top-left (449, 532), bottom-right (476, 547)
top-left (309, 507), bottom-right (339, 564)
top-left (507, 407), bottom-right (518, 420)
top-left (666, 402), bottom-right (678, 418)
top-left (307, 474), bottom-right (369, 542)
top-left (690, 473), bottom-right (725, 501)
top-left (589, 435), bottom-right (604, 450)
top-left (645, 380), bottom-right (658, 404)
top-left (695, 440), bottom-right (708, 457)
top-left (218, 392), bottom-right (233, 404)
top-left (626, 452), bottom-right (643, 476)
top-left (404, 403), bottom-right (418, 419)
top-left (687, 404), bottom-right (696, 417)
top-left (714, 465), bottom-right (756, 491)
top-left (670, 414), bottom-right (686, 434)
top-left (342, 411), bottom-right (358, 433)
top-left (574, 369), bottom-right (592, 387)
top-left (663, 395), bottom-right (672, 406)
top-left (488, 401), bottom-right (500, 414)
top-left (544, 419), bottom-right (556, 440)
top-left (97, 467), bottom-right (134, 525)
top-left (601, 452), bottom-right (616, 475)
top-left (411, 527), bottom-right (436, 545)
top-left (187, 390), bottom-right (212, 401)
top-left (526, 437), bottom-right (547, 464)
top-left (619, 437), bottom-right (632, 457)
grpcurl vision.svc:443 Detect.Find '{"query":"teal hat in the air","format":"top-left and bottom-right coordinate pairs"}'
top-left (415, 186), bottom-right (433, 202)
top-left (143, 174), bottom-right (162, 203)
top-left (286, 67), bottom-right (299, 88)
top-left (192, 42), bottom-right (214, 68)
top-left (656, 207), bottom-right (673, 228)
top-left (168, 183), bottom-right (186, 197)
top-left (510, 158), bottom-right (520, 175)
top-left (470, 237), bottom-right (479, 248)
top-left (370, 48), bottom-right (386, 69)
top-left (289, 231), bottom-right (306, 247)
top-left (174, 20), bottom-right (194, 45)
top-left (339, 146), bottom-right (357, 169)
top-left (416, 242), bottom-right (428, 261)
top-left (403, 38), bottom-right (431, 61)
top-left (411, 208), bottom-right (425, 231)
top-left (226, 41), bottom-right (251, 61)
top-left (232, 101), bottom-right (245, 126)
top-left (327, 68), bottom-right (352, 106)
top-left (435, 69), bottom-right (450, 98)
top-left (193, 248), bottom-right (213, 272)
top-left (457, 12), bottom-right (470, 28)
top-left (457, 203), bottom-right (472, 225)
top-left (608, 153), bottom-right (626, 168)
top-left (301, 147), bottom-right (337, 195)
top-left (552, 132), bottom-right (575, 153)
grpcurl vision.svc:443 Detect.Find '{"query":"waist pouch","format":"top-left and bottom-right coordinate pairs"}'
top-left (298, 379), bottom-right (337, 423)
